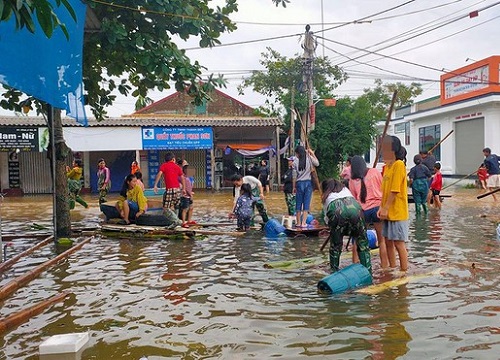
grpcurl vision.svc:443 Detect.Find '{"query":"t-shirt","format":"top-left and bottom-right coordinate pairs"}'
top-left (67, 166), bottom-right (82, 180)
top-left (408, 164), bottom-right (431, 180)
top-left (430, 172), bottom-right (443, 191)
top-left (293, 155), bottom-right (320, 182)
top-left (349, 168), bottom-right (382, 211)
top-left (118, 185), bottom-right (148, 212)
top-left (233, 176), bottom-right (262, 205)
top-left (159, 161), bottom-right (183, 189)
top-left (381, 160), bottom-right (408, 221)
top-left (484, 154), bottom-right (500, 175)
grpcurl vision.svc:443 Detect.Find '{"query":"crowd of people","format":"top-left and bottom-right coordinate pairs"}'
top-left (66, 141), bottom-right (499, 274)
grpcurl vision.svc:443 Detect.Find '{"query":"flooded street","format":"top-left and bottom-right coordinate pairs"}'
top-left (0, 187), bottom-right (499, 359)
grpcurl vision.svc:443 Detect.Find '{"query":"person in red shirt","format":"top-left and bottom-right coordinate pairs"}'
top-left (477, 163), bottom-right (488, 190)
top-left (153, 152), bottom-right (186, 210)
top-left (428, 163), bottom-right (443, 210)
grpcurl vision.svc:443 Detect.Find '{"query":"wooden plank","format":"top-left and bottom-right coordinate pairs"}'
top-left (264, 248), bottom-right (380, 270)
top-left (100, 224), bottom-right (246, 237)
top-left (355, 267), bottom-right (443, 295)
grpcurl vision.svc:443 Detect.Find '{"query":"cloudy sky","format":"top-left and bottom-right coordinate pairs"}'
top-left (6, 0), bottom-right (500, 117)
top-left (110, 0), bottom-right (500, 116)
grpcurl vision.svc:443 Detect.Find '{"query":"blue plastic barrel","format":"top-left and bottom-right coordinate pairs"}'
top-left (317, 263), bottom-right (373, 294)
top-left (367, 229), bottom-right (377, 249)
top-left (306, 214), bottom-right (314, 224)
top-left (264, 219), bottom-right (286, 238)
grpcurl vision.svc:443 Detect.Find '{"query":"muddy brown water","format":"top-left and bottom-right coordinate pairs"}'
top-left (0, 188), bottom-right (499, 359)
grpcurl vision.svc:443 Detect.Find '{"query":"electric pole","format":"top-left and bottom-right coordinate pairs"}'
top-left (301, 24), bottom-right (317, 139)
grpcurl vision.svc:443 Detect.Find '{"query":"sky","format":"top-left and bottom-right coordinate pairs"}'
top-left (4, 0), bottom-right (500, 117)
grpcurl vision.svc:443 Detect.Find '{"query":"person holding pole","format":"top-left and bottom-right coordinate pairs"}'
top-left (482, 147), bottom-right (500, 201)
top-left (292, 145), bottom-right (319, 228)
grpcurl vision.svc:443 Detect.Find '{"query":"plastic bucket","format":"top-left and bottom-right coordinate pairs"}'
top-left (306, 214), bottom-right (314, 224)
top-left (265, 219), bottom-right (286, 238)
top-left (367, 229), bottom-right (377, 249)
top-left (317, 263), bottom-right (372, 294)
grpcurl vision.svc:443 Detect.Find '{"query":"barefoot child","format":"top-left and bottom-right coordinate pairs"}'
top-left (429, 163), bottom-right (443, 210)
top-left (378, 135), bottom-right (409, 272)
top-left (478, 163), bottom-right (488, 190)
top-left (231, 183), bottom-right (257, 231)
top-left (322, 178), bottom-right (371, 274)
top-left (179, 165), bottom-right (195, 228)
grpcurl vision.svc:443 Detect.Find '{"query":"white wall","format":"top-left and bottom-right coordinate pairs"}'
top-left (63, 127), bottom-right (142, 151)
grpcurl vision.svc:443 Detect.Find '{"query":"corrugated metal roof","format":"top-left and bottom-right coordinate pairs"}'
top-left (0, 116), bottom-right (283, 127)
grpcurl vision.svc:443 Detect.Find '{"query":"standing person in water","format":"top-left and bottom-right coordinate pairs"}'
top-left (292, 145), bottom-right (319, 228)
top-left (408, 154), bottom-right (432, 216)
top-left (349, 155), bottom-right (388, 269)
top-left (322, 178), bottom-right (372, 274)
top-left (258, 160), bottom-right (270, 194)
top-left (231, 183), bottom-right (258, 231)
top-left (66, 159), bottom-right (88, 209)
top-left (378, 135), bottom-right (409, 272)
top-left (282, 156), bottom-right (296, 216)
top-left (97, 158), bottom-right (111, 204)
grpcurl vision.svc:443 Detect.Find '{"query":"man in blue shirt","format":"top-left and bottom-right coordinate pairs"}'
top-left (483, 147), bottom-right (500, 200)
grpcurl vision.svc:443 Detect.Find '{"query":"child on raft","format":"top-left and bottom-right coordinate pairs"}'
top-left (231, 183), bottom-right (258, 231)
top-left (321, 178), bottom-right (372, 274)
top-left (116, 173), bottom-right (148, 225)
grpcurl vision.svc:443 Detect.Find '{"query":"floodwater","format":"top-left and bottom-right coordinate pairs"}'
top-left (0, 187), bottom-right (499, 360)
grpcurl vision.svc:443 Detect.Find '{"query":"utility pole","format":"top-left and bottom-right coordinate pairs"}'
top-left (301, 24), bottom-right (317, 139)
top-left (290, 83), bottom-right (295, 155)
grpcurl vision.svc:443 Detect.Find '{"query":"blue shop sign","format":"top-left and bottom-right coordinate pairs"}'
top-left (142, 127), bottom-right (213, 150)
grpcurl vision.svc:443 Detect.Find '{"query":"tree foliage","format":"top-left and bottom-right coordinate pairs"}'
top-left (361, 79), bottom-right (423, 120)
top-left (0, 0), bottom-right (75, 39)
top-left (239, 47), bottom-right (346, 118)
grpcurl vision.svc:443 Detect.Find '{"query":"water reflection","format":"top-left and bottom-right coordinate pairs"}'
top-left (0, 189), bottom-right (498, 359)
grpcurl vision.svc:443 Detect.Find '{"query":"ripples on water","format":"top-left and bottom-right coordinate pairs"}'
top-left (0, 189), bottom-right (499, 359)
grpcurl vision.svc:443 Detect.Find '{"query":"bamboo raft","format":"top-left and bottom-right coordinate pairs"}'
top-left (100, 223), bottom-right (247, 239)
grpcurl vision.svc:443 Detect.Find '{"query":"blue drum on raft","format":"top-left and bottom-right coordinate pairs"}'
top-left (264, 219), bottom-right (286, 238)
top-left (317, 263), bottom-right (373, 294)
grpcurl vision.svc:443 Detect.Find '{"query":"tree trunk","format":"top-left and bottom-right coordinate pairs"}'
top-left (52, 109), bottom-right (72, 237)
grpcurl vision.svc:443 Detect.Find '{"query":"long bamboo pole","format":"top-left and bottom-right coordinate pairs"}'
top-left (477, 187), bottom-right (500, 199)
top-left (372, 91), bottom-right (398, 169)
top-left (0, 236), bottom-right (92, 301)
top-left (442, 170), bottom-right (478, 191)
top-left (0, 236), bottom-right (54, 274)
top-left (0, 292), bottom-right (69, 334)
top-left (428, 129), bottom-right (454, 154)
top-left (294, 108), bottom-right (322, 195)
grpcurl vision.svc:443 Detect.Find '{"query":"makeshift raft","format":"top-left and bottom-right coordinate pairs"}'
top-left (100, 203), bottom-right (176, 227)
top-left (100, 223), bottom-right (246, 240)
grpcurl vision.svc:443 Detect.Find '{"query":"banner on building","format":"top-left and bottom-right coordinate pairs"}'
top-left (0, 128), bottom-right (39, 152)
top-left (142, 127), bottom-right (213, 150)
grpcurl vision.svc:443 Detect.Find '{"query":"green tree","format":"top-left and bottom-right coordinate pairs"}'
top-left (0, 1), bottom-right (242, 237)
top-left (361, 79), bottom-right (423, 119)
top-left (0, 0), bottom-right (75, 39)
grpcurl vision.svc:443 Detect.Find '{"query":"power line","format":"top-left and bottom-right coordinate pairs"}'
top-left (334, 0), bottom-right (498, 66)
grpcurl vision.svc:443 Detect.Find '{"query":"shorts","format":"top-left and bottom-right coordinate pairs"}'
top-left (382, 220), bottom-right (409, 241)
top-left (163, 188), bottom-right (181, 210)
top-left (127, 200), bottom-right (139, 219)
top-left (259, 175), bottom-right (269, 187)
top-left (295, 180), bottom-right (313, 212)
top-left (179, 197), bottom-right (193, 210)
top-left (431, 189), bottom-right (441, 196)
top-left (487, 174), bottom-right (500, 188)
top-left (363, 206), bottom-right (381, 224)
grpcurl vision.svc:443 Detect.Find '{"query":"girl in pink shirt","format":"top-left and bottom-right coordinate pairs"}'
top-left (349, 155), bottom-right (389, 269)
